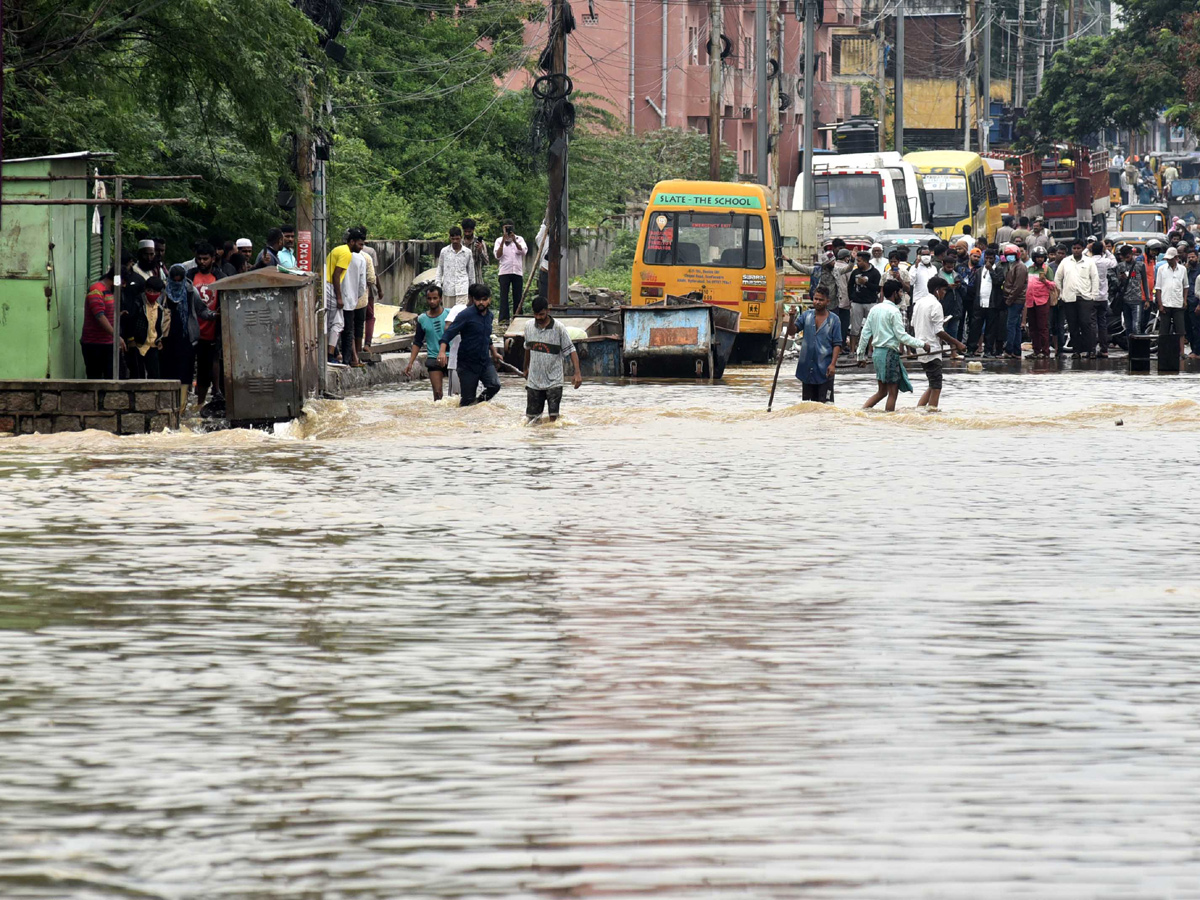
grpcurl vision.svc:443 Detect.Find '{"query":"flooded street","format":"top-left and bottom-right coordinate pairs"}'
top-left (2, 367), bottom-right (1200, 898)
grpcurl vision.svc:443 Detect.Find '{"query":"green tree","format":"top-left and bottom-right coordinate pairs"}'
top-left (1022, 0), bottom-right (1200, 142)
top-left (3, 0), bottom-right (318, 248)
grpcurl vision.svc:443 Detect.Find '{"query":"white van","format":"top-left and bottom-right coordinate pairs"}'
top-left (793, 153), bottom-right (930, 236)
top-left (793, 167), bottom-right (909, 237)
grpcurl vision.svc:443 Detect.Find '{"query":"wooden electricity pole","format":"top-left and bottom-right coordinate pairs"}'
top-left (546, 0), bottom-right (571, 304)
top-left (709, 0), bottom-right (723, 179)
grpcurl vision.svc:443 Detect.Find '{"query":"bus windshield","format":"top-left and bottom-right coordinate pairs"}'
top-left (923, 173), bottom-right (969, 227)
top-left (813, 174), bottom-right (883, 217)
top-left (642, 211), bottom-right (766, 268)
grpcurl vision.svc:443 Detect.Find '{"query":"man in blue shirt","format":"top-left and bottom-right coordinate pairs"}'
top-left (436, 283), bottom-right (501, 406)
top-left (785, 285), bottom-right (842, 403)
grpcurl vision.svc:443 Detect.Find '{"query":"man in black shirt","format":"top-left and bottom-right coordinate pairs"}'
top-left (848, 251), bottom-right (881, 355)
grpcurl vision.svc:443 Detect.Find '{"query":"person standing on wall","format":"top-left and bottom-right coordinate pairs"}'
top-left (462, 218), bottom-right (489, 284)
top-left (494, 219), bottom-right (528, 324)
top-left (437, 226), bottom-right (475, 310)
top-left (80, 264), bottom-right (125, 380)
top-left (277, 225), bottom-right (298, 269)
top-left (358, 234), bottom-right (381, 354)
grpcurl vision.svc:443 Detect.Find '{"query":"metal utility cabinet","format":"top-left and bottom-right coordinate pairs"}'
top-left (217, 270), bottom-right (321, 425)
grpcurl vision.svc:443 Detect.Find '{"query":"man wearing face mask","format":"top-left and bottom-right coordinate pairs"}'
top-left (1001, 243), bottom-right (1028, 358)
top-left (911, 249), bottom-right (939, 305)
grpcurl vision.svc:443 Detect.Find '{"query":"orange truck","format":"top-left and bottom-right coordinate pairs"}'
top-left (983, 151), bottom-right (1043, 222)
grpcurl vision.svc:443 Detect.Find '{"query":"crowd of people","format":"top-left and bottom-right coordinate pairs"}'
top-left (80, 228), bottom-right (300, 408)
top-left (324, 219), bottom-right (574, 421)
top-left (786, 217), bottom-right (1200, 411)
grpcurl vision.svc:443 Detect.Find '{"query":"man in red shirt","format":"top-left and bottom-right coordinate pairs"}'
top-left (80, 264), bottom-right (125, 379)
top-left (190, 242), bottom-right (225, 404)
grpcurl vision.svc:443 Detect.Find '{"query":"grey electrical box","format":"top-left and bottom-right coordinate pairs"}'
top-left (217, 270), bottom-right (321, 425)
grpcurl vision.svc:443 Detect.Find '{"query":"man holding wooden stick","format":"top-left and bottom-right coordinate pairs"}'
top-left (858, 280), bottom-right (930, 412)
top-left (785, 285), bottom-right (841, 404)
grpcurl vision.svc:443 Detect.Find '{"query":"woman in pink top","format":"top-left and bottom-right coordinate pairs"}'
top-left (493, 219), bottom-right (528, 323)
top-left (1024, 246), bottom-right (1054, 359)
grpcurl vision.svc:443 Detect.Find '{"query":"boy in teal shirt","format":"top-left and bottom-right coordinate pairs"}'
top-left (404, 285), bottom-right (450, 400)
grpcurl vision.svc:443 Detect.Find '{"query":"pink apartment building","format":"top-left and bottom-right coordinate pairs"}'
top-left (521, 0), bottom-right (866, 206)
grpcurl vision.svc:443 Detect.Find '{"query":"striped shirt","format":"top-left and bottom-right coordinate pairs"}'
top-left (524, 319), bottom-right (575, 389)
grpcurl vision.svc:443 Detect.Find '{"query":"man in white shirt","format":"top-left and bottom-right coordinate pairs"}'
top-left (1087, 239), bottom-right (1117, 358)
top-left (1155, 246), bottom-right (1189, 361)
top-left (534, 220), bottom-right (551, 305)
top-left (437, 226), bottom-right (475, 307)
top-left (1054, 237), bottom-right (1100, 358)
top-left (442, 292), bottom-right (472, 397)
top-left (912, 275), bottom-right (966, 410)
top-left (910, 250), bottom-right (938, 303)
top-left (325, 227), bottom-right (367, 365)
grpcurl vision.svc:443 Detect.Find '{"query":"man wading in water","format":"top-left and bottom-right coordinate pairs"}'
top-left (523, 296), bottom-right (582, 423)
top-left (857, 280), bottom-right (930, 411)
top-left (405, 285), bottom-right (449, 400)
top-left (437, 283), bottom-right (502, 406)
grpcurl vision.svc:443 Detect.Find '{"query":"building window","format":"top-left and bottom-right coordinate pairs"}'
top-left (743, 37), bottom-right (752, 71)
top-left (744, 149), bottom-right (751, 172)
top-left (689, 26), bottom-right (699, 64)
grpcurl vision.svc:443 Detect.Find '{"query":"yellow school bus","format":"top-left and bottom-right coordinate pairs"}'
top-left (633, 180), bottom-right (784, 363)
top-left (904, 150), bottom-right (1002, 243)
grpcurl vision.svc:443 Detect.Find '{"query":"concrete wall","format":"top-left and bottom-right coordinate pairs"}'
top-left (366, 228), bottom-right (620, 308)
top-left (0, 380), bottom-right (182, 435)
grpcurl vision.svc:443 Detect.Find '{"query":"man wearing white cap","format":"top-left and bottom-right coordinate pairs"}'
top-left (234, 238), bottom-right (254, 268)
top-left (868, 243), bottom-right (888, 277)
top-left (132, 239), bottom-right (163, 284)
top-left (1155, 246), bottom-right (1189, 361)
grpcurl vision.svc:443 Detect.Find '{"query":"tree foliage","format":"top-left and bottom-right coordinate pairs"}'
top-left (1022, 0), bottom-right (1200, 142)
top-left (3, 0), bottom-right (318, 246)
top-left (4, 0), bottom-right (751, 254)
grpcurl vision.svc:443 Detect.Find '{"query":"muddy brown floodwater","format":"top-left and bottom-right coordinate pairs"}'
top-left (1, 367), bottom-right (1199, 898)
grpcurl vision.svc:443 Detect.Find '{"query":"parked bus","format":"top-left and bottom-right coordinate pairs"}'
top-left (792, 153), bottom-right (929, 236)
top-left (634, 180), bottom-right (784, 363)
top-left (904, 150), bottom-right (1002, 243)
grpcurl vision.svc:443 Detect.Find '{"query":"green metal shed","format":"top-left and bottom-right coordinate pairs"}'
top-left (1, 152), bottom-right (110, 380)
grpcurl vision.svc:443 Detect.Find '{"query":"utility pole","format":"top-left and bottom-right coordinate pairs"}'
top-left (963, 0), bottom-right (973, 152)
top-left (768, 0), bottom-right (781, 203)
top-left (876, 2), bottom-right (886, 152)
top-left (801, 0), bottom-right (816, 209)
top-left (1068, 0), bottom-right (1075, 37)
top-left (1016, 0), bottom-right (1026, 106)
top-left (981, 0), bottom-right (991, 152)
top-left (296, 76), bottom-right (316, 272)
top-left (1034, 0), bottom-right (1046, 96)
top-left (111, 177), bottom-right (123, 381)
top-left (546, 0), bottom-right (571, 305)
top-left (895, 0), bottom-right (904, 153)
top-left (709, 0), bottom-right (723, 179)
top-left (756, 0), bottom-right (768, 186)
